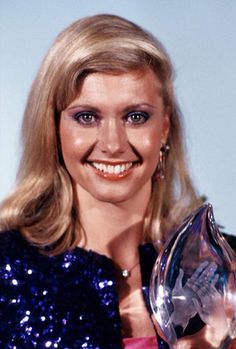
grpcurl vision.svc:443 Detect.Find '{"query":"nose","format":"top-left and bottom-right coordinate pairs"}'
top-left (98, 119), bottom-right (127, 155)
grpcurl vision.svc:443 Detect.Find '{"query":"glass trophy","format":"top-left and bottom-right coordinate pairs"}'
top-left (150, 204), bottom-right (236, 349)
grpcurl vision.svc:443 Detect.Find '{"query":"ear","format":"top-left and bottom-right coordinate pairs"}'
top-left (161, 113), bottom-right (170, 144)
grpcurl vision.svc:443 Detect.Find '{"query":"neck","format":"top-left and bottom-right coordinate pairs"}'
top-left (76, 183), bottom-right (151, 266)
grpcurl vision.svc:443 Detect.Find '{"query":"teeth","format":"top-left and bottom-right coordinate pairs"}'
top-left (108, 165), bottom-right (113, 174)
top-left (91, 162), bottom-right (133, 174)
top-left (114, 165), bottom-right (120, 174)
top-left (98, 163), bottom-right (103, 171)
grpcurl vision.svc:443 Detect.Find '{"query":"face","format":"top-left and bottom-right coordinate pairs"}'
top-left (59, 69), bottom-right (170, 204)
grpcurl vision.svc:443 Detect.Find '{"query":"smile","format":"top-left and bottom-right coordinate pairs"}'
top-left (87, 161), bottom-right (139, 180)
top-left (91, 162), bottom-right (133, 174)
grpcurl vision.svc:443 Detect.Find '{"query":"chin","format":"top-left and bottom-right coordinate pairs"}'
top-left (75, 179), bottom-right (151, 206)
top-left (91, 191), bottom-right (132, 204)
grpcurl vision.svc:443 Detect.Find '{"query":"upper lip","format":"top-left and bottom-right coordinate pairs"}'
top-left (87, 160), bottom-right (140, 165)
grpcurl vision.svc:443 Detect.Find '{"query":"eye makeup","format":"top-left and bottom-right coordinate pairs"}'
top-left (125, 111), bottom-right (150, 125)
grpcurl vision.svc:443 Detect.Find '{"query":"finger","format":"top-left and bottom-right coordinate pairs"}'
top-left (189, 261), bottom-right (209, 281)
top-left (174, 268), bottom-right (184, 290)
top-left (194, 273), bottom-right (219, 289)
top-left (185, 281), bottom-right (200, 293)
top-left (196, 286), bottom-right (209, 298)
top-left (197, 282), bottom-right (217, 295)
top-left (198, 262), bottom-right (217, 282)
top-left (211, 273), bottom-right (219, 286)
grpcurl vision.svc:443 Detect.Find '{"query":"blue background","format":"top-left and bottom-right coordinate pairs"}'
top-left (0, 0), bottom-right (235, 234)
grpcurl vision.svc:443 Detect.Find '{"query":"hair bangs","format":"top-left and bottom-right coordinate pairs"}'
top-left (54, 45), bottom-right (169, 113)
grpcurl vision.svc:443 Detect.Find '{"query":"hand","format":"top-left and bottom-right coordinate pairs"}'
top-left (191, 279), bottom-right (228, 342)
top-left (186, 261), bottom-right (228, 338)
top-left (171, 261), bottom-right (220, 331)
top-left (171, 268), bottom-right (197, 330)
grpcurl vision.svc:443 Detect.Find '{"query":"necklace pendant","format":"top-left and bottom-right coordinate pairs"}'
top-left (121, 269), bottom-right (130, 278)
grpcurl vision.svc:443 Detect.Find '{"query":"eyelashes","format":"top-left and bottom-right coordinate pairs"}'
top-left (72, 111), bottom-right (96, 125)
top-left (126, 111), bottom-right (150, 124)
top-left (70, 111), bottom-right (150, 126)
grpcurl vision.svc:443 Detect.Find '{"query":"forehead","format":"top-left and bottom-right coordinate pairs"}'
top-left (66, 68), bottom-right (163, 110)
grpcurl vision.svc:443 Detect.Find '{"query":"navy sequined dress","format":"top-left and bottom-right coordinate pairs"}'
top-left (0, 230), bottom-right (168, 349)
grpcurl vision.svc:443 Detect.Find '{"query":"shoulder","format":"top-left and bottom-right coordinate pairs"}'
top-left (0, 229), bottom-right (28, 249)
top-left (0, 230), bottom-right (31, 261)
top-left (0, 230), bottom-right (73, 284)
top-left (0, 230), bottom-right (50, 286)
top-left (0, 229), bottom-right (40, 263)
top-left (0, 230), bottom-right (115, 280)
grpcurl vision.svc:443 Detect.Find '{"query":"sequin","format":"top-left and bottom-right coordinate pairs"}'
top-left (6, 264), bottom-right (11, 271)
top-left (1, 230), bottom-right (233, 348)
top-left (0, 231), bottom-right (132, 348)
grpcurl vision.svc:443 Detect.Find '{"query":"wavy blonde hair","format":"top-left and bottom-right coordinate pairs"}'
top-left (0, 14), bottom-right (202, 254)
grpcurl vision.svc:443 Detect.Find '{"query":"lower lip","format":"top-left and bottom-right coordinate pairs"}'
top-left (87, 163), bottom-right (138, 181)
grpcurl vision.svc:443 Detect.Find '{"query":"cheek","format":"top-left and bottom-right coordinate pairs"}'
top-left (59, 122), bottom-right (95, 161)
top-left (129, 128), bottom-right (162, 160)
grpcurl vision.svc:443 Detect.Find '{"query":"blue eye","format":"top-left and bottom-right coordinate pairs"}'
top-left (73, 112), bottom-right (97, 125)
top-left (126, 112), bottom-right (150, 124)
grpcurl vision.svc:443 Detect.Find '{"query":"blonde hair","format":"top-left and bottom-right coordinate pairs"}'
top-left (0, 14), bottom-right (202, 254)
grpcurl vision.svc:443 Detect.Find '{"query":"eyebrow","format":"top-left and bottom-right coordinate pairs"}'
top-left (65, 104), bottom-right (100, 113)
top-left (123, 103), bottom-right (158, 112)
top-left (65, 103), bottom-right (159, 113)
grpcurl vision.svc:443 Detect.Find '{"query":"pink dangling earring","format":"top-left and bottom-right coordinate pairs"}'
top-left (155, 143), bottom-right (170, 181)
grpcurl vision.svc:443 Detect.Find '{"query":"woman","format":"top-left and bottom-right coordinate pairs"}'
top-left (0, 14), bottom-right (233, 349)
